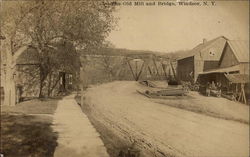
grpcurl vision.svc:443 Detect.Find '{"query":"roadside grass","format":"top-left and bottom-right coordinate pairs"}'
top-left (157, 101), bottom-right (249, 124)
top-left (1, 98), bottom-right (58, 114)
top-left (154, 92), bottom-right (249, 125)
top-left (1, 114), bottom-right (58, 157)
top-left (1, 98), bottom-right (59, 157)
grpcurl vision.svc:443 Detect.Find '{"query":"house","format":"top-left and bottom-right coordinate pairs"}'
top-left (15, 45), bottom-right (78, 99)
top-left (1, 40), bottom-right (79, 105)
top-left (14, 46), bottom-right (41, 99)
top-left (177, 36), bottom-right (227, 82)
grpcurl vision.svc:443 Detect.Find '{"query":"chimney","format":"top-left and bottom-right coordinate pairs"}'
top-left (203, 38), bottom-right (207, 44)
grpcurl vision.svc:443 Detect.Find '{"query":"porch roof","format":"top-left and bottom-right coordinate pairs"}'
top-left (225, 74), bottom-right (249, 84)
top-left (198, 64), bottom-right (241, 75)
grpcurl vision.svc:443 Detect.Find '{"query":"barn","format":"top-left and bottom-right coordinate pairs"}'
top-left (197, 40), bottom-right (249, 104)
top-left (177, 36), bottom-right (227, 82)
top-left (198, 40), bottom-right (249, 82)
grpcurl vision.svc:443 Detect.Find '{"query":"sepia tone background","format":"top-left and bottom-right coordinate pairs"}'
top-left (0, 0), bottom-right (249, 157)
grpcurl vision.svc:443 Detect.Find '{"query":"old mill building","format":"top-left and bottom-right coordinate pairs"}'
top-left (177, 36), bottom-right (228, 82)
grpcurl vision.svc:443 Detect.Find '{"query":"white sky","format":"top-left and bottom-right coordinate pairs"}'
top-left (107, 1), bottom-right (249, 53)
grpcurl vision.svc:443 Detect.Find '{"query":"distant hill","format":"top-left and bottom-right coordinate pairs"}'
top-left (160, 50), bottom-right (191, 60)
top-left (78, 48), bottom-right (190, 60)
top-left (79, 48), bottom-right (162, 56)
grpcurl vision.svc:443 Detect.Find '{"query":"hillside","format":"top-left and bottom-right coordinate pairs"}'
top-left (78, 48), bottom-right (190, 60)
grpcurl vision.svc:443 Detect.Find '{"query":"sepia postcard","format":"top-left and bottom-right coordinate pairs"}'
top-left (0, 0), bottom-right (249, 157)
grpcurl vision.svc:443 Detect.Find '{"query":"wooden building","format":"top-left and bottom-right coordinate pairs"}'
top-left (198, 40), bottom-right (249, 78)
top-left (197, 40), bottom-right (249, 104)
top-left (177, 36), bottom-right (227, 82)
top-left (14, 45), bottom-right (77, 99)
top-left (1, 41), bottom-right (78, 105)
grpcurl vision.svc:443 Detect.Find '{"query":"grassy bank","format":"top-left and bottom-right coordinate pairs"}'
top-left (153, 92), bottom-right (249, 125)
top-left (1, 98), bottom-right (58, 114)
top-left (1, 99), bottom-right (59, 157)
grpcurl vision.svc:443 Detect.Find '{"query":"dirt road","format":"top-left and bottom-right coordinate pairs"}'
top-left (84, 81), bottom-right (249, 157)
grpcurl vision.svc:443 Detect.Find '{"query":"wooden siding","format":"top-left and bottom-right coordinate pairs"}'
top-left (203, 61), bottom-right (219, 70)
top-left (220, 43), bottom-right (239, 68)
top-left (178, 37), bottom-right (227, 82)
top-left (239, 63), bottom-right (249, 75)
top-left (199, 38), bottom-right (227, 61)
top-left (193, 38), bottom-right (227, 81)
top-left (194, 57), bottom-right (204, 82)
top-left (177, 56), bottom-right (194, 81)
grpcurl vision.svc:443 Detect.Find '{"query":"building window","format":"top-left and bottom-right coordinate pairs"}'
top-left (209, 51), bottom-right (215, 56)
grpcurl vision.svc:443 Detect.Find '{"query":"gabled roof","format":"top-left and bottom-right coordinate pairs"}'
top-left (15, 46), bottom-right (40, 65)
top-left (178, 36), bottom-right (227, 60)
top-left (227, 40), bottom-right (249, 63)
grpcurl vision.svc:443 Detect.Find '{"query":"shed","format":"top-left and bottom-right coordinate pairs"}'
top-left (225, 74), bottom-right (249, 84)
top-left (225, 74), bottom-right (249, 104)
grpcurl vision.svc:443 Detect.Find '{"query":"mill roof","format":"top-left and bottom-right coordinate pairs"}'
top-left (227, 40), bottom-right (249, 63)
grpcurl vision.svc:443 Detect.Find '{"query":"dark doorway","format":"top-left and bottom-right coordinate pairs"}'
top-left (59, 72), bottom-right (66, 92)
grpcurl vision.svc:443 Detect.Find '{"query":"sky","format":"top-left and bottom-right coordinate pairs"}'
top-left (107, 1), bottom-right (249, 53)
